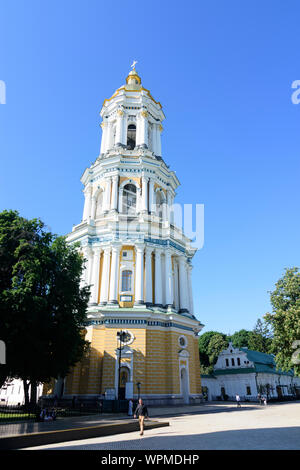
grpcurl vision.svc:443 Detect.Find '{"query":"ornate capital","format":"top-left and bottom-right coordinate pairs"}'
top-left (117, 109), bottom-right (124, 117)
top-left (141, 110), bottom-right (148, 118)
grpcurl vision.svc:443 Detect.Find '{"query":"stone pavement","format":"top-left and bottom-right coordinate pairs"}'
top-left (23, 401), bottom-right (300, 450)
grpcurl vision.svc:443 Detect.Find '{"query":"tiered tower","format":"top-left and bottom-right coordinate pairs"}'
top-left (63, 65), bottom-right (204, 405)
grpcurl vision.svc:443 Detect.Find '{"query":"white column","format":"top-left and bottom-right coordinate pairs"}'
top-left (145, 246), bottom-right (153, 305)
top-left (121, 113), bottom-right (127, 145)
top-left (154, 248), bottom-right (163, 306)
top-left (90, 247), bottom-right (101, 305)
top-left (82, 186), bottom-right (92, 221)
top-left (99, 246), bottom-right (110, 305)
top-left (187, 263), bottom-right (194, 315)
top-left (151, 125), bottom-right (157, 155)
top-left (136, 186), bottom-right (142, 214)
top-left (104, 177), bottom-right (112, 213)
top-left (107, 121), bottom-right (114, 151)
top-left (178, 255), bottom-right (189, 313)
top-left (140, 110), bottom-right (148, 148)
top-left (134, 243), bottom-right (145, 306)
top-left (141, 176), bottom-right (148, 213)
top-left (165, 249), bottom-right (173, 308)
top-left (90, 195), bottom-right (97, 221)
top-left (115, 110), bottom-right (124, 146)
top-left (108, 243), bottom-right (121, 305)
top-left (149, 179), bottom-right (155, 214)
top-left (174, 258), bottom-right (180, 310)
top-left (100, 122), bottom-right (108, 155)
top-left (111, 175), bottom-right (119, 212)
top-left (118, 187), bottom-right (123, 214)
top-left (156, 124), bottom-right (162, 157)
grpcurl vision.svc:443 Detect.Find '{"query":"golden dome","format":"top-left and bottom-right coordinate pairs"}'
top-left (126, 67), bottom-right (141, 85)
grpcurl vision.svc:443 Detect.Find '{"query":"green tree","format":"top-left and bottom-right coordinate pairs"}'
top-left (0, 210), bottom-right (90, 405)
top-left (248, 319), bottom-right (273, 354)
top-left (265, 267), bottom-right (300, 376)
top-left (229, 329), bottom-right (252, 348)
top-left (207, 334), bottom-right (229, 366)
top-left (198, 331), bottom-right (228, 373)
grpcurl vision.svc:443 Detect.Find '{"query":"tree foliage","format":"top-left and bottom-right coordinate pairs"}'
top-left (265, 267), bottom-right (300, 376)
top-left (0, 210), bottom-right (90, 399)
top-left (248, 319), bottom-right (273, 354)
top-left (198, 331), bottom-right (228, 373)
top-left (229, 329), bottom-right (252, 349)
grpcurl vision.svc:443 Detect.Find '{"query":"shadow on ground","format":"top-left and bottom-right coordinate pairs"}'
top-left (28, 426), bottom-right (300, 451)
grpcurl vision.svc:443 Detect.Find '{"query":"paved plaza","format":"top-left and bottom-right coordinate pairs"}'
top-left (24, 401), bottom-right (300, 450)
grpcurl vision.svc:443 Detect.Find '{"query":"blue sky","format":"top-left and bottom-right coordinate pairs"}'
top-left (0, 0), bottom-right (299, 335)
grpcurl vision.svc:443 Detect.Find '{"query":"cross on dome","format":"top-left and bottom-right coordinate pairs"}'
top-left (130, 60), bottom-right (138, 70)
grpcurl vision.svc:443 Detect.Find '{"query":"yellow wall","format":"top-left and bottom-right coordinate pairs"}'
top-left (64, 325), bottom-right (202, 397)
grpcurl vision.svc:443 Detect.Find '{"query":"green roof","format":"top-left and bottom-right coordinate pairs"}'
top-left (240, 348), bottom-right (294, 376)
top-left (214, 367), bottom-right (256, 376)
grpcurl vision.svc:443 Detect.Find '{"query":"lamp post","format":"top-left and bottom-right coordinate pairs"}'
top-left (117, 330), bottom-right (127, 401)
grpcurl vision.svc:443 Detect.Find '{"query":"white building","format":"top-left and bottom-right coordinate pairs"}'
top-left (0, 379), bottom-right (43, 406)
top-left (201, 342), bottom-right (300, 401)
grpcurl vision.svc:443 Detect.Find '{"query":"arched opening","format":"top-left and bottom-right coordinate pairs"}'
top-left (122, 183), bottom-right (137, 215)
top-left (119, 366), bottom-right (130, 400)
top-left (155, 190), bottom-right (166, 219)
top-left (127, 124), bottom-right (136, 150)
top-left (180, 368), bottom-right (189, 404)
top-left (121, 269), bottom-right (132, 292)
top-left (95, 190), bottom-right (104, 218)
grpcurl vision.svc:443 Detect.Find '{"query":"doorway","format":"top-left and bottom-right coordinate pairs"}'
top-left (119, 366), bottom-right (130, 400)
top-left (180, 368), bottom-right (189, 404)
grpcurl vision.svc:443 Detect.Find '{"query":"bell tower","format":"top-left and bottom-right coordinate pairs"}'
top-left (62, 65), bottom-right (204, 405)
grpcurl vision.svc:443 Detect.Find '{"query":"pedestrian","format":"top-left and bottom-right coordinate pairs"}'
top-left (134, 398), bottom-right (148, 436)
top-left (236, 394), bottom-right (241, 407)
top-left (257, 393), bottom-right (262, 405)
top-left (128, 399), bottom-right (133, 416)
top-left (263, 396), bottom-right (267, 406)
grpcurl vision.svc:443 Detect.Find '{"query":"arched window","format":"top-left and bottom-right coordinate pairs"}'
top-left (156, 190), bottom-right (165, 219)
top-left (123, 183), bottom-right (137, 214)
top-left (121, 270), bottom-right (132, 292)
top-left (95, 191), bottom-right (104, 218)
top-left (127, 124), bottom-right (136, 150)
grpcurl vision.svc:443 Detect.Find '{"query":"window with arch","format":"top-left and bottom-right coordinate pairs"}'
top-left (122, 183), bottom-right (137, 214)
top-left (95, 190), bottom-right (104, 218)
top-left (127, 124), bottom-right (136, 149)
top-left (155, 190), bottom-right (165, 219)
top-left (121, 270), bottom-right (132, 292)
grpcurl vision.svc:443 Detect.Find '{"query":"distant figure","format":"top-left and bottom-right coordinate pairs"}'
top-left (128, 399), bottom-right (133, 416)
top-left (263, 396), bottom-right (267, 406)
top-left (98, 398), bottom-right (103, 414)
top-left (134, 398), bottom-right (148, 436)
top-left (236, 394), bottom-right (241, 407)
top-left (257, 393), bottom-right (262, 405)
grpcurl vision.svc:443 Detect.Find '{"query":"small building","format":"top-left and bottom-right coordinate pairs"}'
top-left (201, 342), bottom-right (300, 401)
